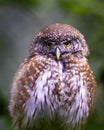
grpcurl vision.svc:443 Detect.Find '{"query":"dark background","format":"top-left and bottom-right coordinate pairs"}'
top-left (0, 0), bottom-right (104, 130)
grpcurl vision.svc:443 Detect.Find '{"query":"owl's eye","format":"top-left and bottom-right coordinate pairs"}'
top-left (46, 42), bottom-right (52, 48)
top-left (63, 41), bottom-right (71, 47)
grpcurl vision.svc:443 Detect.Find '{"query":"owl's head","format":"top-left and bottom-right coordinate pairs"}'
top-left (30, 23), bottom-right (89, 60)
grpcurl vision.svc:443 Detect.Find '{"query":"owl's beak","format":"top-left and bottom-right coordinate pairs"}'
top-left (55, 47), bottom-right (61, 60)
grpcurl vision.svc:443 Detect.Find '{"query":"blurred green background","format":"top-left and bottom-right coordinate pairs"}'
top-left (0, 0), bottom-right (104, 130)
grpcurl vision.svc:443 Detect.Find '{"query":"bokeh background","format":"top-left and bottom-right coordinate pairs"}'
top-left (0, 0), bottom-right (104, 130)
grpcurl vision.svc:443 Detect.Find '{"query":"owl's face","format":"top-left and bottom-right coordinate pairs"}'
top-left (30, 23), bottom-right (89, 60)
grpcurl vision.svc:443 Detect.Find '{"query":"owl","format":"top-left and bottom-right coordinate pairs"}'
top-left (9, 23), bottom-right (96, 130)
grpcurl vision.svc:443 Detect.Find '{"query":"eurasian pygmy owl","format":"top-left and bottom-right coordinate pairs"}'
top-left (9, 23), bottom-right (96, 130)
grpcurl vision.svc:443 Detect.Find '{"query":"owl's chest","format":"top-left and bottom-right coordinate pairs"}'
top-left (32, 60), bottom-right (86, 109)
top-left (33, 60), bottom-right (87, 103)
top-left (24, 59), bottom-right (90, 127)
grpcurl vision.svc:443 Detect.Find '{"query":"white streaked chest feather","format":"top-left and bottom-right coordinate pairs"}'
top-left (24, 59), bottom-right (89, 126)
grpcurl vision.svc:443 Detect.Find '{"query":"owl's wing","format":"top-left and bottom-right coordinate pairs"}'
top-left (61, 57), bottom-right (96, 129)
top-left (9, 55), bottom-right (48, 128)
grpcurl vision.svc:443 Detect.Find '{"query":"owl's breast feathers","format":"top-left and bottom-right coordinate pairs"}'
top-left (9, 54), bottom-right (96, 128)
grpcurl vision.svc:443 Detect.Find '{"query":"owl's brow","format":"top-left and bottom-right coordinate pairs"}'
top-left (40, 35), bottom-right (80, 44)
top-left (69, 35), bottom-right (78, 40)
top-left (41, 38), bottom-right (60, 45)
top-left (40, 36), bottom-right (56, 42)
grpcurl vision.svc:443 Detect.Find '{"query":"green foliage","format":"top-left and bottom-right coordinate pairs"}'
top-left (0, 0), bottom-right (39, 8)
top-left (58, 0), bottom-right (104, 16)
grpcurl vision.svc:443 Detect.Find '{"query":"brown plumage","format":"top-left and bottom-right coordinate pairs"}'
top-left (9, 23), bottom-right (96, 130)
